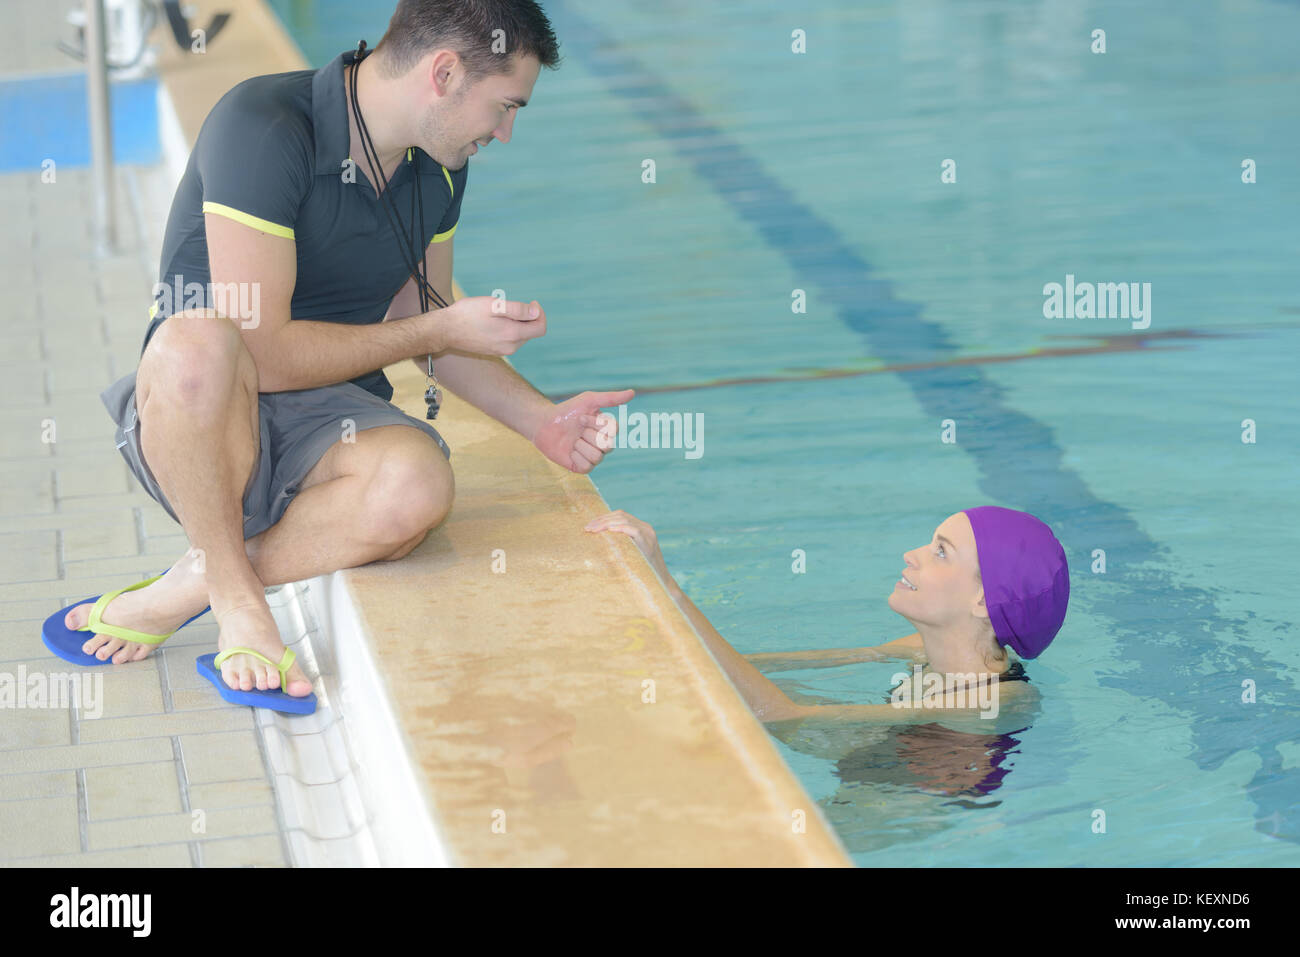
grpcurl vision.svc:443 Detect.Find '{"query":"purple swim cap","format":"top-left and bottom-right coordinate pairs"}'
top-left (962, 506), bottom-right (1070, 659)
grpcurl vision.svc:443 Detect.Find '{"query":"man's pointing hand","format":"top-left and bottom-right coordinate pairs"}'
top-left (534, 389), bottom-right (636, 474)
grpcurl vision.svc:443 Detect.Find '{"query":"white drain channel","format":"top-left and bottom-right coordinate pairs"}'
top-left (257, 575), bottom-right (448, 867)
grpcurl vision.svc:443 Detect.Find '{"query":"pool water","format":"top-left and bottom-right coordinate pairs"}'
top-left (268, 0), bottom-right (1300, 865)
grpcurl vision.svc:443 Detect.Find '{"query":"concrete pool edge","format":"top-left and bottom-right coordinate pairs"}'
top-left (156, 0), bottom-right (851, 867)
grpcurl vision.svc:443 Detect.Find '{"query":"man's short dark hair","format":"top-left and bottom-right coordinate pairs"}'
top-left (375, 0), bottom-right (561, 83)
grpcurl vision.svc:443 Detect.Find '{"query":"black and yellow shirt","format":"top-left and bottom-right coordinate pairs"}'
top-left (143, 47), bottom-right (468, 402)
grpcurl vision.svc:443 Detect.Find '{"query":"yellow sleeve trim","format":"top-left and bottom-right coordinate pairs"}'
top-left (148, 301), bottom-right (158, 319)
top-left (202, 201), bottom-right (295, 239)
top-left (429, 166), bottom-right (457, 241)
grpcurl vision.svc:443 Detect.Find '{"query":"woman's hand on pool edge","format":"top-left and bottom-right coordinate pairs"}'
top-left (585, 510), bottom-right (672, 583)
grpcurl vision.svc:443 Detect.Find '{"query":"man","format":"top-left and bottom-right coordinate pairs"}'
top-left (53, 1), bottom-right (632, 704)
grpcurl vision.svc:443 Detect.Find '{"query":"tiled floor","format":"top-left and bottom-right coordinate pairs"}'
top-left (0, 162), bottom-right (294, 867)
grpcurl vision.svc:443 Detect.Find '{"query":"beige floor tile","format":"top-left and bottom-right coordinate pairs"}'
top-left (179, 730), bottom-right (269, 785)
top-left (60, 516), bottom-right (140, 562)
top-left (78, 705), bottom-right (252, 744)
top-left (0, 480), bottom-right (55, 518)
top-left (87, 804), bottom-right (277, 851)
top-left (0, 573), bottom-right (165, 603)
top-left (0, 736), bottom-right (172, 775)
top-left (5, 646), bottom-right (160, 683)
top-left (141, 535), bottom-right (194, 559)
top-left (161, 645), bottom-right (218, 690)
top-left (86, 667), bottom-right (165, 720)
top-left (0, 620), bottom-right (44, 642)
top-left (140, 510), bottom-right (185, 541)
top-left (0, 410), bottom-right (107, 446)
top-left (0, 598), bottom-right (64, 619)
top-left (56, 463), bottom-right (130, 499)
top-left (199, 834), bottom-right (286, 867)
top-left (0, 367), bottom-right (48, 405)
top-left (60, 557), bottom-right (160, 581)
top-left (0, 769), bottom-right (76, 802)
top-left (0, 795), bottom-right (80, 859)
top-left (0, 463), bottom-right (54, 484)
top-left (168, 687), bottom-right (230, 712)
top-left (84, 761), bottom-right (183, 821)
top-left (0, 706), bottom-right (71, 751)
top-left (41, 326), bottom-right (108, 350)
top-left (0, 336), bottom-right (42, 364)
top-left (187, 778), bottom-right (274, 812)
top-left (2, 843), bottom-right (192, 867)
top-left (0, 531), bottom-right (59, 583)
top-left (0, 627), bottom-right (48, 664)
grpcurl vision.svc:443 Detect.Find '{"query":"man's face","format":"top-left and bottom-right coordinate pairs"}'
top-left (421, 52), bottom-right (540, 171)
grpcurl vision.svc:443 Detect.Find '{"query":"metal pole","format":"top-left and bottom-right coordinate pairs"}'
top-left (86, 0), bottom-right (117, 254)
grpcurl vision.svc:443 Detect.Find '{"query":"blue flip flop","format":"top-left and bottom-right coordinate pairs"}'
top-left (196, 647), bottom-right (317, 715)
top-left (42, 572), bottom-right (211, 667)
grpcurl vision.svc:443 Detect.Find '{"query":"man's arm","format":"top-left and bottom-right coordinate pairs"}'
top-left (207, 212), bottom-right (444, 393)
top-left (385, 236), bottom-right (554, 440)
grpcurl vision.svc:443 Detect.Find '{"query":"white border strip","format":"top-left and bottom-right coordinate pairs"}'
top-left (311, 571), bottom-right (450, 867)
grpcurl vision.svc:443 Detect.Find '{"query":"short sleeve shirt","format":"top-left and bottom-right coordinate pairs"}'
top-left (143, 48), bottom-right (468, 402)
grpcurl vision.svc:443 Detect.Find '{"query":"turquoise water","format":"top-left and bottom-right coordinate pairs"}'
top-left (268, 0), bottom-right (1300, 865)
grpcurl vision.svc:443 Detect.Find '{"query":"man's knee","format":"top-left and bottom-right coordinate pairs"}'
top-left (380, 528), bottom-right (430, 562)
top-left (362, 437), bottom-right (455, 551)
top-left (140, 310), bottom-right (255, 407)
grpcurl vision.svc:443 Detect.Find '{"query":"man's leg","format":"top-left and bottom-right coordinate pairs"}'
top-left (65, 310), bottom-right (453, 692)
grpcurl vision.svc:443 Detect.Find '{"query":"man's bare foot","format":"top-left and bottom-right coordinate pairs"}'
top-left (63, 560), bottom-right (209, 665)
top-left (213, 600), bottom-right (312, 697)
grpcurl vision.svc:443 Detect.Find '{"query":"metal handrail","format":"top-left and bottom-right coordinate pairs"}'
top-left (85, 0), bottom-right (117, 255)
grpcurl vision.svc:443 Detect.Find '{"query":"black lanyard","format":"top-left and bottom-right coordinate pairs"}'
top-left (349, 39), bottom-right (448, 418)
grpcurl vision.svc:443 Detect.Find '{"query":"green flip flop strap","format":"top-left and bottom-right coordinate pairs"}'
top-left (213, 646), bottom-right (296, 692)
top-left (83, 575), bottom-right (173, 645)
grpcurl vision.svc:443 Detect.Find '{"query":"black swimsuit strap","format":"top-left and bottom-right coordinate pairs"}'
top-left (890, 662), bottom-right (1029, 696)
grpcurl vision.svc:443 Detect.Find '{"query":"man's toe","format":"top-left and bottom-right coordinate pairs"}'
top-left (286, 666), bottom-right (311, 697)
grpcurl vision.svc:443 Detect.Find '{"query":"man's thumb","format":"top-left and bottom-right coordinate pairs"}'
top-left (591, 388), bottom-right (635, 408)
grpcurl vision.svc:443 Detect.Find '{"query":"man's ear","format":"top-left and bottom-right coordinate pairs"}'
top-left (971, 587), bottom-right (990, 621)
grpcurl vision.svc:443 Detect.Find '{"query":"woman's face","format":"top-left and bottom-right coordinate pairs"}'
top-left (888, 512), bottom-right (986, 629)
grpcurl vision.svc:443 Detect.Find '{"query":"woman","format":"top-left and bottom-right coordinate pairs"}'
top-left (584, 505), bottom-right (1069, 732)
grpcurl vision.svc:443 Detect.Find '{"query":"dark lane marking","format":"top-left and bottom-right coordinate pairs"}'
top-left (549, 327), bottom-right (1279, 400)
top-left (548, 0), bottom-right (1299, 843)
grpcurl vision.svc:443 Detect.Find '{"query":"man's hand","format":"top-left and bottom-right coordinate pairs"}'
top-left (533, 389), bottom-right (635, 473)
top-left (437, 295), bottom-right (546, 355)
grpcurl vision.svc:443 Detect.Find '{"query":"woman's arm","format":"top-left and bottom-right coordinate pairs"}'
top-left (584, 511), bottom-right (804, 722)
top-left (744, 633), bottom-right (925, 672)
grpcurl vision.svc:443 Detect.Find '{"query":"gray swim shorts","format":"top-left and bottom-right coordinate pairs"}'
top-left (99, 370), bottom-right (451, 540)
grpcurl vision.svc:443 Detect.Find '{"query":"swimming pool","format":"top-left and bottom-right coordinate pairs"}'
top-left (268, 0), bottom-right (1300, 865)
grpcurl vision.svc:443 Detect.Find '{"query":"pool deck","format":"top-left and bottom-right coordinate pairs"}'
top-left (0, 0), bottom-right (850, 866)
